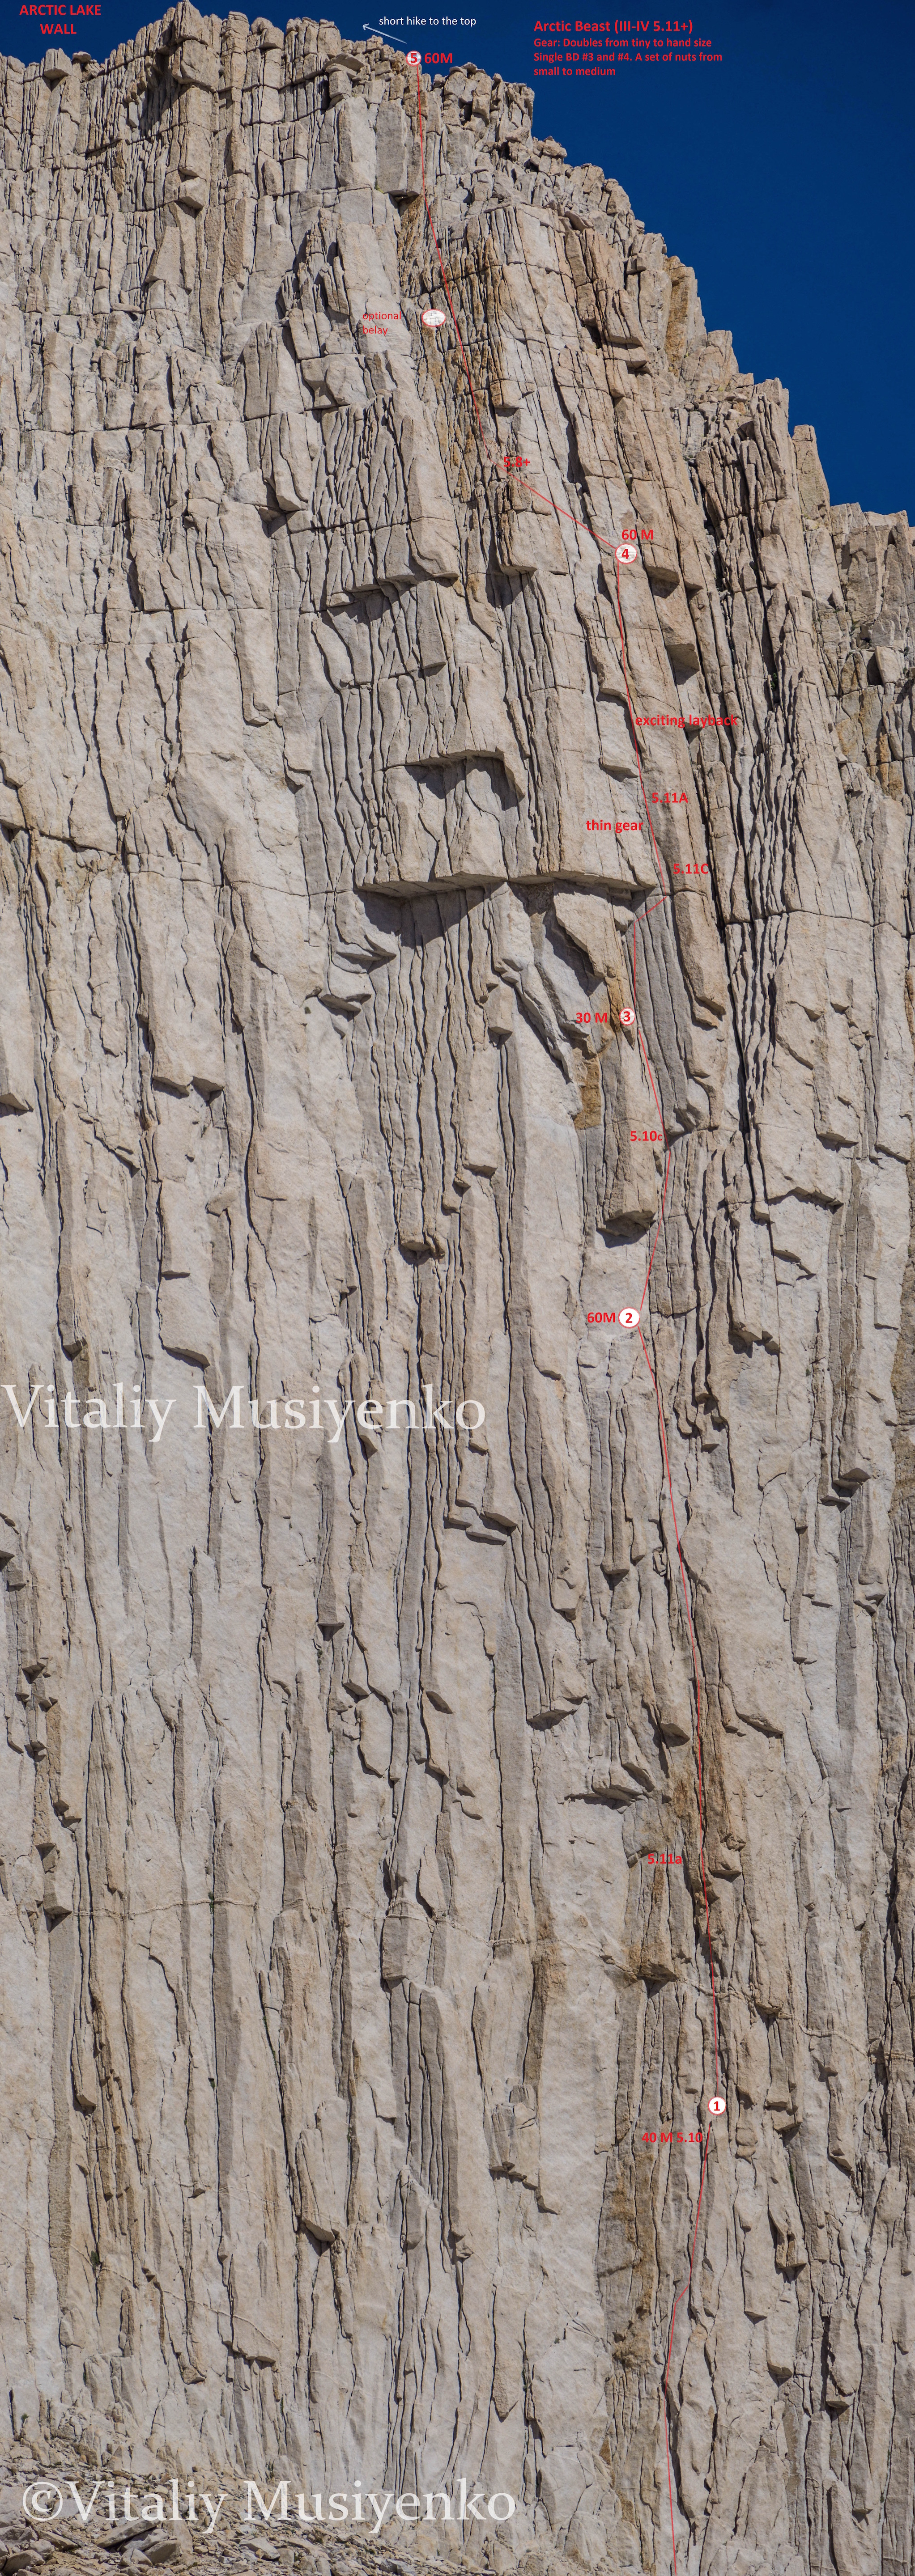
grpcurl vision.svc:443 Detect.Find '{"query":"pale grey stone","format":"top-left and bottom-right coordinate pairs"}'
top-left (0, 21), bottom-right (912, 2576)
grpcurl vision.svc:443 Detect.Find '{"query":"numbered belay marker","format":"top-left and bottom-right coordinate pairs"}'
top-left (421, 309), bottom-right (446, 329)
top-left (619, 1007), bottom-right (636, 1026)
top-left (615, 541), bottom-right (639, 564)
top-left (708, 2096), bottom-right (727, 2117)
top-left (619, 1308), bottom-right (641, 1330)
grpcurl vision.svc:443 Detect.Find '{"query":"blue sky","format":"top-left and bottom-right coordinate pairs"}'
top-left (6, 0), bottom-right (911, 519)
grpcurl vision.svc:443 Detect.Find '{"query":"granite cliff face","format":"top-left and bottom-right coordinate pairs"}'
top-left (1, 14), bottom-right (915, 2573)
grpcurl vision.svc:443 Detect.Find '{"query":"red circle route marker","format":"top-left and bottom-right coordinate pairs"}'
top-left (421, 309), bottom-right (446, 328)
top-left (406, 48), bottom-right (421, 63)
top-left (619, 1006), bottom-right (635, 1026)
top-left (619, 1307), bottom-right (641, 1330)
top-left (409, 71), bottom-right (719, 2575)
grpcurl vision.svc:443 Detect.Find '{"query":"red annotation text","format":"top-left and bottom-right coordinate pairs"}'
top-left (586, 819), bottom-right (642, 832)
top-left (533, 22), bottom-right (723, 76)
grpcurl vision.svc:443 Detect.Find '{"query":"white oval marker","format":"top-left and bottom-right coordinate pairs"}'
top-left (619, 1007), bottom-right (635, 1026)
top-left (615, 541), bottom-right (638, 564)
top-left (406, 48), bottom-right (421, 63)
top-left (421, 309), bottom-right (447, 329)
top-left (707, 2096), bottom-right (726, 2117)
top-left (619, 1307), bottom-right (641, 1330)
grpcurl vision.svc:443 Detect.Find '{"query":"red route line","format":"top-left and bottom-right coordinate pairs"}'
top-left (639, 1299), bottom-right (721, 2575)
top-left (628, 914), bottom-right (721, 2110)
top-left (415, 67), bottom-right (693, 946)
top-left (638, 1024), bottom-right (663, 1116)
top-left (617, 908), bottom-right (723, 2576)
top-left (414, 76), bottom-right (490, 455)
top-left (629, 916), bottom-right (669, 1309)
top-left (413, 83), bottom-right (723, 2569)
top-left (638, 1319), bottom-right (721, 2090)
top-left (613, 558), bottom-right (669, 893)
top-left (662, 2129), bottom-right (713, 2576)
top-left (414, 69), bottom-right (676, 576)
top-left (415, 65), bottom-right (699, 946)
top-left (640, 1146), bottom-right (671, 1314)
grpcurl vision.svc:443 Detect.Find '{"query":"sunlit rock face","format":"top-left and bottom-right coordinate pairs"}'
top-left (1, 12), bottom-right (915, 2568)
